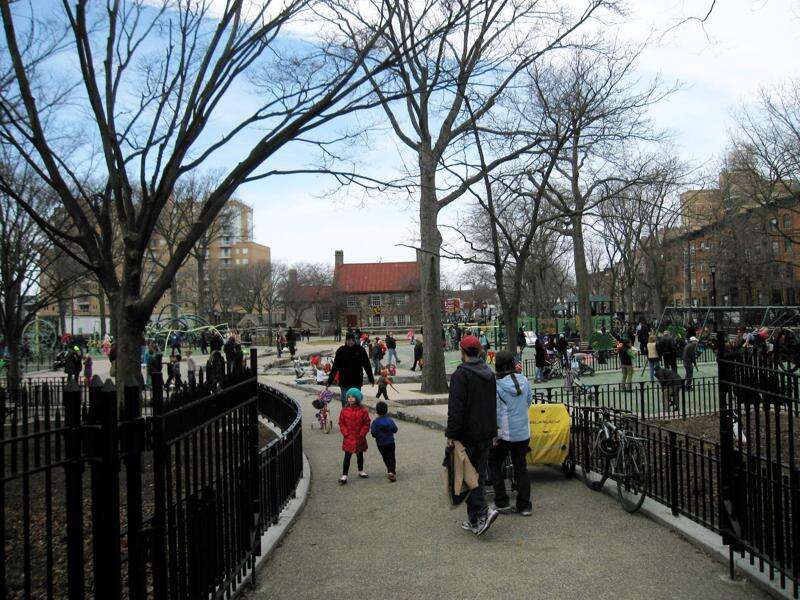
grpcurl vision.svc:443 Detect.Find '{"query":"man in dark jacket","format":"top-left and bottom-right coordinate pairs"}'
top-left (411, 339), bottom-right (423, 371)
top-left (327, 333), bottom-right (374, 407)
top-left (657, 331), bottom-right (678, 373)
top-left (446, 335), bottom-right (499, 536)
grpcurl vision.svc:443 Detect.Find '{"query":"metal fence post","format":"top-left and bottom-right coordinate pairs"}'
top-left (639, 381), bottom-right (646, 420)
top-left (669, 430), bottom-right (679, 516)
top-left (123, 384), bottom-right (146, 600)
top-left (150, 372), bottom-right (168, 600)
top-left (250, 348), bottom-right (258, 374)
top-left (63, 381), bottom-right (85, 600)
top-left (89, 377), bottom-right (122, 600)
top-left (681, 383), bottom-right (687, 420)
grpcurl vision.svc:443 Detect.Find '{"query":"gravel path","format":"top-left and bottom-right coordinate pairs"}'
top-left (245, 381), bottom-right (767, 600)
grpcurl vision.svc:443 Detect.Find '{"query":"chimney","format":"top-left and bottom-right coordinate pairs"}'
top-left (288, 268), bottom-right (298, 286)
top-left (335, 250), bottom-right (344, 268)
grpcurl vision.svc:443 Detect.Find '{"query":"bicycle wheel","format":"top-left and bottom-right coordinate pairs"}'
top-left (582, 431), bottom-right (599, 489)
top-left (617, 438), bottom-right (648, 513)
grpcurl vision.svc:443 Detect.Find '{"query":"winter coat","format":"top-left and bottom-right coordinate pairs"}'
top-left (339, 404), bottom-right (371, 453)
top-left (445, 359), bottom-right (497, 443)
top-left (517, 331), bottom-right (527, 349)
top-left (327, 343), bottom-right (374, 389)
top-left (647, 341), bottom-right (659, 360)
top-left (682, 341), bottom-right (699, 363)
top-left (370, 416), bottom-right (398, 446)
top-left (385, 335), bottom-right (396, 349)
top-left (496, 373), bottom-right (532, 442)
top-left (413, 340), bottom-right (423, 359)
top-left (535, 342), bottom-right (547, 368)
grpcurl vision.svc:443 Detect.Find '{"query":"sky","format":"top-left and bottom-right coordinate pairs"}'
top-left (231, 0), bottom-right (800, 272)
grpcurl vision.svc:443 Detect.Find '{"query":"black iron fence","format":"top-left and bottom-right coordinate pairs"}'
top-left (523, 345), bottom-right (716, 377)
top-left (1, 350), bottom-right (304, 599)
top-left (537, 376), bottom-right (721, 420)
top-left (570, 345), bottom-right (800, 598)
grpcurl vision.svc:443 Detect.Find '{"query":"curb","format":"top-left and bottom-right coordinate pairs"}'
top-left (233, 452), bottom-right (311, 598)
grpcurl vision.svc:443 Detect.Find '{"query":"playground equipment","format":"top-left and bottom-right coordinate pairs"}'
top-left (657, 305), bottom-right (800, 333)
top-left (21, 318), bottom-right (58, 360)
top-left (145, 304), bottom-right (229, 353)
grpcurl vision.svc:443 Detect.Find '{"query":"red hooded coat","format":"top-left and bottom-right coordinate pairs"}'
top-left (339, 405), bottom-right (371, 453)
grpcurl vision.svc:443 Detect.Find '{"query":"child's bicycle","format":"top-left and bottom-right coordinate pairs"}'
top-left (311, 388), bottom-right (335, 433)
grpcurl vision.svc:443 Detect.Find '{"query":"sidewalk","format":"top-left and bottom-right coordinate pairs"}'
top-left (244, 379), bottom-right (767, 600)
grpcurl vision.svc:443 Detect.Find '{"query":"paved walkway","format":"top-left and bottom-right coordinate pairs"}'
top-left (244, 380), bottom-right (767, 600)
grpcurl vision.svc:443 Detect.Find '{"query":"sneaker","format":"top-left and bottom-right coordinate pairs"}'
top-left (518, 506), bottom-right (533, 517)
top-left (388, 473), bottom-right (397, 482)
top-left (494, 503), bottom-right (513, 514)
top-left (339, 476), bottom-right (347, 485)
top-left (461, 520), bottom-right (479, 533)
top-left (475, 508), bottom-right (499, 536)
top-left (358, 471), bottom-right (368, 479)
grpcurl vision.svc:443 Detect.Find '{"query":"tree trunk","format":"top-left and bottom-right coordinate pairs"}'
top-left (169, 284), bottom-right (179, 324)
top-left (197, 256), bottom-right (207, 320)
top-left (99, 291), bottom-right (107, 337)
top-left (418, 158), bottom-right (448, 394)
top-left (6, 332), bottom-right (23, 387)
top-left (571, 218), bottom-right (592, 341)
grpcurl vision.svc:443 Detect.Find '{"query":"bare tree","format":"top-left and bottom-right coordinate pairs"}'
top-left (538, 43), bottom-right (674, 340)
top-left (0, 163), bottom-right (85, 383)
top-left (0, 0), bottom-right (417, 389)
top-left (731, 79), bottom-right (800, 251)
top-left (282, 262), bottom-right (333, 329)
top-left (362, 0), bottom-right (612, 391)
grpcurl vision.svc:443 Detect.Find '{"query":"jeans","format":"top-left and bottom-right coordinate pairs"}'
top-left (463, 441), bottom-right (490, 524)
top-left (342, 451), bottom-right (364, 475)
top-left (648, 359), bottom-right (659, 381)
top-left (339, 386), bottom-right (349, 408)
top-left (387, 348), bottom-right (398, 365)
top-left (377, 443), bottom-right (396, 474)
top-left (535, 366), bottom-right (544, 381)
top-left (372, 358), bottom-right (382, 375)
top-left (489, 439), bottom-right (531, 511)
top-left (683, 360), bottom-right (694, 390)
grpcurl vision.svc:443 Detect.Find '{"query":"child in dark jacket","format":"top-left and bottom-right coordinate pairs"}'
top-left (375, 368), bottom-right (398, 400)
top-left (370, 401), bottom-right (398, 481)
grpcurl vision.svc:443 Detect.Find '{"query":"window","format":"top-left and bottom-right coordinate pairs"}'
top-left (235, 259), bottom-right (240, 265)
top-left (346, 296), bottom-right (359, 309)
top-left (784, 214), bottom-right (792, 230)
top-left (701, 277), bottom-right (708, 291)
top-left (785, 239), bottom-right (792, 254)
top-left (321, 309), bottom-right (332, 322)
top-left (220, 248), bottom-right (231, 258)
top-left (371, 314), bottom-right (382, 326)
top-left (395, 314), bottom-right (408, 326)
top-left (242, 258), bottom-right (248, 265)
top-left (242, 248), bottom-right (248, 255)
top-left (221, 258), bottom-right (230, 267)
top-left (370, 295), bottom-right (382, 307)
top-left (772, 241), bottom-right (780, 257)
top-left (700, 240), bottom-right (709, 251)
top-left (770, 218), bottom-right (779, 231)
top-left (394, 294), bottom-right (407, 306)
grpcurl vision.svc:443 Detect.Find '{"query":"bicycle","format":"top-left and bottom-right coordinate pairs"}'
top-left (581, 407), bottom-right (649, 513)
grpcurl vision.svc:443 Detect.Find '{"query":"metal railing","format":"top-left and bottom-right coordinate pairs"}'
top-left (0, 349), bottom-right (303, 600)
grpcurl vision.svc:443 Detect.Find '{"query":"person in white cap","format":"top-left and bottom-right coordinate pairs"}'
top-left (682, 336), bottom-right (699, 392)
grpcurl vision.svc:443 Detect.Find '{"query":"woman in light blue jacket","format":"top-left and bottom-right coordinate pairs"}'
top-left (489, 350), bottom-right (533, 515)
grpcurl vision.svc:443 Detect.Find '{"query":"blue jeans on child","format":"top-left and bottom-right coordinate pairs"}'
top-left (387, 348), bottom-right (398, 364)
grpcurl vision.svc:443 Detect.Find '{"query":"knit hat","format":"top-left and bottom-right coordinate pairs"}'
top-left (459, 335), bottom-right (482, 353)
top-left (345, 387), bottom-right (363, 403)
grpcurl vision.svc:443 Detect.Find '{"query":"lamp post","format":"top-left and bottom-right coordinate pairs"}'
top-left (710, 262), bottom-right (718, 331)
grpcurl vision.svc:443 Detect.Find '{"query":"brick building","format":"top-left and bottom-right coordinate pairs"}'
top-left (284, 250), bottom-right (421, 331)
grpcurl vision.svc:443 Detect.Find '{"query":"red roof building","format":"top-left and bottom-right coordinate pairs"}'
top-left (334, 261), bottom-right (420, 294)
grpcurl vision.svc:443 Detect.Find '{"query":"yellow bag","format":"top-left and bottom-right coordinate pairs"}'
top-left (527, 403), bottom-right (570, 466)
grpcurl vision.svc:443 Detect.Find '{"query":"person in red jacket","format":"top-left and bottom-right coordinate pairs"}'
top-left (339, 387), bottom-right (371, 485)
